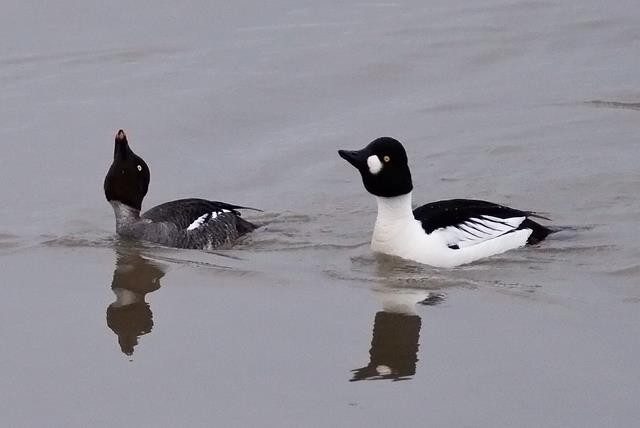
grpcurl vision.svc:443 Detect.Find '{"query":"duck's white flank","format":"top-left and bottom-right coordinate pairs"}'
top-left (371, 193), bottom-right (532, 268)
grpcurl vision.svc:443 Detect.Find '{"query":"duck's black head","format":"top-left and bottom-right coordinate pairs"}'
top-left (338, 137), bottom-right (413, 197)
top-left (104, 130), bottom-right (150, 211)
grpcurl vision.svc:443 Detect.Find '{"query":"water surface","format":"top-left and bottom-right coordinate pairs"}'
top-left (1, 1), bottom-right (639, 426)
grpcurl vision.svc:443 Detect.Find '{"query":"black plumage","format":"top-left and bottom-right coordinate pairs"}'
top-left (142, 198), bottom-right (257, 231)
top-left (412, 199), bottom-right (551, 244)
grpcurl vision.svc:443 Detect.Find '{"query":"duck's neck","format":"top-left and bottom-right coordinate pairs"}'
top-left (110, 201), bottom-right (140, 233)
top-left (375, 192), bottom-right (414, 224)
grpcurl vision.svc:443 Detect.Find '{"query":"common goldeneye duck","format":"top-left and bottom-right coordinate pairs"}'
top-left (104, 130), bottom-right (258, 250)
top-left (338, 137), bottom-right (552, 268)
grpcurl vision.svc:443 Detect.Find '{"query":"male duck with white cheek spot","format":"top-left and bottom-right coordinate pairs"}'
top-left (339, 137), bottom-right (552, 268)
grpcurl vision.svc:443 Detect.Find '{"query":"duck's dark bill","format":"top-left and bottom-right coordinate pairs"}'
top-left (338, 149), bottom-right (368, 169)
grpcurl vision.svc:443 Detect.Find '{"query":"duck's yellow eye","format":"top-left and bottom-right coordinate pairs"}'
top-left (383, 155), bottom-right (391, 163)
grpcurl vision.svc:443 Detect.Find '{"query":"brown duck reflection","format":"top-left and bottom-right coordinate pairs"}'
top-left (106, 249), bottom-right (165, 356)
top-left (351, 289), bottom-right (443, 382)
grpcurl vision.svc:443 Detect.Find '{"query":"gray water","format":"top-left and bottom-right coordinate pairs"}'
top-left (1, 1), bottom-right (639, 426)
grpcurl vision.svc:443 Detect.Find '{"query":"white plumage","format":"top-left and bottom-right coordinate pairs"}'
top-left (440, 215), bottom-right (525, 248)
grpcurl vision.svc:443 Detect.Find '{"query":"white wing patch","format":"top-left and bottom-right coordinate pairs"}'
top-left (438, 215), bottom-right (526, 248)
top-left (186, 210), bottom-right (231, 231)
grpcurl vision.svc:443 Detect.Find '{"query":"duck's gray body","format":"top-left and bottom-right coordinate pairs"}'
top-left (104, 130), bottom-right (258, 250)
top-left (111, 199), bottom-right (257, 250)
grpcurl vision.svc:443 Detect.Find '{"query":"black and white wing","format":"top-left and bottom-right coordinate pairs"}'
top-left (141, 198), bottom-right (256, 231)
top-left (413, 199), bottom-right (550, 249)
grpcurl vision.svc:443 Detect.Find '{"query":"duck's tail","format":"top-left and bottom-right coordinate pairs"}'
top-left (235, 215), bottom-right (260, 235)
top-left (521, 218), bottom-right (555, 245)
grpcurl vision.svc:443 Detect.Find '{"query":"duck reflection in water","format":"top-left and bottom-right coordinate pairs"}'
top-left (351, 287), bottom-right (443, 382)
top-left (106, 248), bottom-right (166, 356)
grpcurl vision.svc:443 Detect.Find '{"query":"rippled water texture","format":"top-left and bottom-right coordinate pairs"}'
top-left (1, 1), bottom-right (639, 426)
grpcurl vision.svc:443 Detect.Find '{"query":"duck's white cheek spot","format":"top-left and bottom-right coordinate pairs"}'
top-left (367, 155), bottom-right (383, 175)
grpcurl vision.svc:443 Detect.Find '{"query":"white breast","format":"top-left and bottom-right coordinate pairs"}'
top-left (372, 216), bottom-right (454, 267)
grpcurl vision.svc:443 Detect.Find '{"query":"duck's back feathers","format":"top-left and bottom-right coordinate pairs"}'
top-left (413, 199), bottom-right (551, 249)
top-left (128, 198), bottom-right (258, 250)
top-left (141, 198), bottom-right (258, 230)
